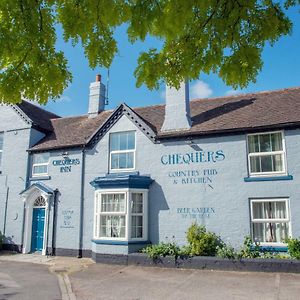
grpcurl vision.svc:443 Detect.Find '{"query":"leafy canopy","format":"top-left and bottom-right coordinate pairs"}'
top-left (0, 0), bottom-right (298, 104)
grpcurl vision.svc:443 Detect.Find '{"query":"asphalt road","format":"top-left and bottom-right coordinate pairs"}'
top-left (70, 264), bottom-right (300, 300)
top-left (0, 261), bottom-right (61, 300)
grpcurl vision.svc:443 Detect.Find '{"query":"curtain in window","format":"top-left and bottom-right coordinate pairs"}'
top-left (252, 201), bottom-right (288, 243)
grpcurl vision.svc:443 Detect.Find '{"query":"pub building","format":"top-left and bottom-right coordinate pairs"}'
top-left (1, 75), bottom-right (300, 261)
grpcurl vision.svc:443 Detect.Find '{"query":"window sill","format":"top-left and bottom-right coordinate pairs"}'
top-left (244, 175), bottom-right (293, 182)
top-left (29, 175), bottom-right (51, 181)
top-left (252, 245), bottom-right (288, 252)
top-left (91, 239), bottom-right (149, 245)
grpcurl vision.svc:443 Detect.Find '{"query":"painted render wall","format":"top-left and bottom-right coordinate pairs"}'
top-left (1, 108), bottom-right (300, 255)
top-left (0, 106), bottom-right (34, 247)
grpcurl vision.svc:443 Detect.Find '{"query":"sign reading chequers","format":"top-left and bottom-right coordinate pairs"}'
top-left (52, 158), bottom-right (80, 173)
top-left (161, 150), bottom-right (225, 185)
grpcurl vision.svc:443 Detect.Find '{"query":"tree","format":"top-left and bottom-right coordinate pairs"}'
top-left (0, 0), bottom-right (298, 104)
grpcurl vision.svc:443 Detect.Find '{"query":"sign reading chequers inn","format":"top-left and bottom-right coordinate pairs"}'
top-left (52, 158), bottom-right (80, 173)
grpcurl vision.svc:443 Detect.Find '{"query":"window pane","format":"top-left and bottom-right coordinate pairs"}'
top-left (0, 152), bottom-right (2, 167)
top-left (131, 193), bottom-right (143, 213)
top-left (127, 132), bottom-right (135, 150)
top-left (248, 135), bottom-right (259, 153)
top-left (101, 194), bottom-right (125, 212)
top-left (0, 133), bottom-right (3, 150)
top-left (260, 134), bottom-right (272, 152)
top-left (100, 215), bottom-right (126, 238)
top-left (131, 216), bottom-right (143, 238)
top-left (119, 133), bottom-right (128, 150)
top-left (33, 165), bottom-right (47, 174)
top-left (272, 154), bottom-right (283, 172)
top-left (271, 132), bottom-right (282, 151)
top-left (252, 222), bottom-right (289, 243)
top-left (111, 153), bottom-right (119, 169)
top-left (126, 152), bottom-right (134, 168)
top-left (110, 133), bottom-right (119, 151)
top-left (119, 153), bottom-right (127, 169)
top-left (33, 153), bottom-right (49, 164)
top-left (250, 156), bottom-right (261, 173)
top-left (252, 201), bottom-right (287, 220)
top-left (260, 155), bottom-right (273, 172)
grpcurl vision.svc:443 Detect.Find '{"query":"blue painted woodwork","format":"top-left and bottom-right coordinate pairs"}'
top-left (90, 172), bottom-right (153, 189)
top-left (31, 208), bottom-right (45, 252)
top-left (244, 175), bottom-right (293, 182)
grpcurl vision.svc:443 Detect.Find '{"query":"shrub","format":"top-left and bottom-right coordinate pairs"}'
top-left (238, 236), bottom-right (260, 259)
top-left (216, 244), bottom-right (237, 259)
top-left (142, 242), bottom-right (181, 259)
top-left (286, 238), bottom-right (300, 259)
top-left (186, 223), bottom-right (223, 256)
top-left (0, 231), bottom-right (4, 250)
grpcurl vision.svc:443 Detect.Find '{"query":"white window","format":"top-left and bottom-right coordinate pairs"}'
top-left (247, 131), bottom-right (286, 176)
top-left (110, 131), bottom-right (135, 171)
top-left (32, 153), bottom-right (50, 176)
top-left (94, 189), bottom-right (148, 241)
top-left (0, 133), bottom-right (3, 167)
top-left (250, 198), bottom-right (290, 245)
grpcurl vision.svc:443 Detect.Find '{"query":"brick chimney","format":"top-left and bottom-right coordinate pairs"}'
top-left (161, 81), bottom-right (191, 131)
top-left (88, 74), bottom-right (106, 118)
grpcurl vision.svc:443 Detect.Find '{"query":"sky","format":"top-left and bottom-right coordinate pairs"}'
top-left (45, 6), bottom-right (300, 117)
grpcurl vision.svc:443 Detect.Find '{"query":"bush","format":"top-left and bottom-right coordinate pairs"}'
top-left (0, 231), bottom-right (4, 250)
top-left (237, 236), bottom-right (260, 259)
top-left (186, 223), bottom-right (223, 256)
top-left (287, 238), bottom-right (300, 259)
top-left (141, 242), bottom-right (181, 259)
top-left (216, 244), bottom-right (237, 259)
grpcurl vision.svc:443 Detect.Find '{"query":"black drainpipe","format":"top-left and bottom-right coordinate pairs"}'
top-left (78, 147), bottom-right (86, 258)
top-left (51, 189), bottom-right (59, 256)
top-left (3, 186), bottom-right (9, 235)
top-left (20, 150), bottom-right (32, 252)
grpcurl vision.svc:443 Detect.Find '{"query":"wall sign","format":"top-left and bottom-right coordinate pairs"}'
top-left (52, 158), bottom-right (80, 173)
top-left (177, 207), bottom-right (215, 219)
top-left (161, 150), bottom-right (225, 165)
top-left (60, 209), bottom-right (75, 228)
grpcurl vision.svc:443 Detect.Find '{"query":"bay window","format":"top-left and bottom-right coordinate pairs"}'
top-left (32, 152), bottom-right (50, 176)
top-left (247, 131), bottom-right (286, 176)
top-left (110, 131), bottom-right (135, 171)
top-left (94, 189), bottom-right (148, 241)
top-left (250, 198), bottom-right (290, 244)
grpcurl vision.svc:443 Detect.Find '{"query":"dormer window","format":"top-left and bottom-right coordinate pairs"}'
top-left (32, 153), bottom-right (50, 177)
top-left (109, 131), bottom-right (135, 171)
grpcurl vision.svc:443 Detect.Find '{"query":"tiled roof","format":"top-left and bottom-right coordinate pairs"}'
top-left (16, 101), bottom-right (60, 132)
top-left (29, 87), bottom-right (300, 151)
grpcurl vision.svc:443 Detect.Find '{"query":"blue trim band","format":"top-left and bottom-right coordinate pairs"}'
top-left (244, 175), bottom-right (293, 182)
top-left (257, 246), bottom-right (288, 252)
top-left (91, 239), bottom-right (150, 246)
top-left (29, 176), bottom-right (51, 181)
top-left (90, 172), bottom-right (153, 189)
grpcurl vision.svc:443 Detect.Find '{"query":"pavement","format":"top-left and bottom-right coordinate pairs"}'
top-left (1, 252), bottom-right (300, 300)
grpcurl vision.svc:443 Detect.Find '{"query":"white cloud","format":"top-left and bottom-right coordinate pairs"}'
top-left (225, 89), bottom-right (242, 96)
top-left (190, 81), bottom-right (213, 99)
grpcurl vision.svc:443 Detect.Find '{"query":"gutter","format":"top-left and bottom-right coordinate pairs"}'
top-left (3, 186), bottom-right (9, 235)
top-left (78, 147), bottom-right (86, 258)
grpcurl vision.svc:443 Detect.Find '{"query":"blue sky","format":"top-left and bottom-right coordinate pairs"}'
top-left (45, 7), bottom-right (300, 117)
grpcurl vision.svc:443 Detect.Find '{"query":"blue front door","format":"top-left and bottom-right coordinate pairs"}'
top-left (31, 208), bottom-right (45, 252)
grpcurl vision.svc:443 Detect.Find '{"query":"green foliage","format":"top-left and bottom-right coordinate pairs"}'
top-left (237, 236), bottom-right (260, 259)
top-left (0, 1), bottom-right (298, 104)
top-left (286, 238), bottom-right (300, 259)
top-left (216, 244), bottom-right (237, 259)
top-left (141, 242), bottom-right (181, 260)
top-left (0, 231), bottom-right (4, 250)
top-left (186, 223), bottom-right (223, 256)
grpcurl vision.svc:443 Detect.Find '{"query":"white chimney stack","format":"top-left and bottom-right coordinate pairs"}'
top-left (161, 81), bottom-right (191, 132)
top-left (88, 74), bottom-right (106, 118)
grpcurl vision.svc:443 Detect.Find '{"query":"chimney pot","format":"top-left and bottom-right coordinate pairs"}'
top-left (96, 74), bottom-right (101, 82)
